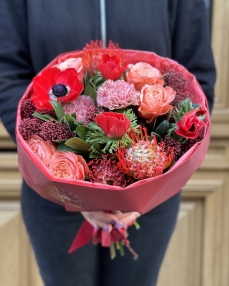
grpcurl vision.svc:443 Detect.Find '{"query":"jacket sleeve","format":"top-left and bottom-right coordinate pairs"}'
top-left (171, 0), bottom-right (216, 112)
top-left (0, 0), bottom-right (34, 142)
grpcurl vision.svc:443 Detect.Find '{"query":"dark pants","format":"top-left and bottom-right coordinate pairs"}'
top-left (21, 181), bottom-right (180, 286)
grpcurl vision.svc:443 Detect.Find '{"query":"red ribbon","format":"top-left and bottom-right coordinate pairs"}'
top-left (68, 220), bottom-right (129, 254)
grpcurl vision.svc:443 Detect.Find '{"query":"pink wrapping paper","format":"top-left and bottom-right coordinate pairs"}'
top-left (16, 50), bottom-right (211, 214)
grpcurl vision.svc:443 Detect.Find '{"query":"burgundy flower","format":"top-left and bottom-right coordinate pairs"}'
top-left (20, 99), bottom-right (36, 119)
top-left (99, 54), bottom-right (126, 80)
top-left (88, 155), bottom-right (133, 187)
top-left (19, 118), bottom-right (43, 140)
top-left (39, 121), bottom-right (73, 141)
top-left (31, 67), bottom-right (84, 110)
top-left (94, 112), bottom-right (130, 138)
top-left (175, 108), bottom-right (206, 139)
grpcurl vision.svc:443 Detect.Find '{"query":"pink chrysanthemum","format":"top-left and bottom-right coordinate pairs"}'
top-left (117, 127), bottom-right (174, 180)
top-left (88, 155), bottom-right (133, 187)
top-left (97, 80), bottom-right (140, 110)
top-left (63, 95), bottom-right (97, 125)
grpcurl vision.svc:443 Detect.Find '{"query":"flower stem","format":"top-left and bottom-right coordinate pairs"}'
top-left (110, 243), bottom-right (116, 260)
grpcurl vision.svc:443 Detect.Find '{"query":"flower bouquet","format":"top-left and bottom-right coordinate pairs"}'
top-left (16, 41), bottom-right (210, 257)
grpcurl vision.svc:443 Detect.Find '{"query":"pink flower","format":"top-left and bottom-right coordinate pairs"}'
top-left (57, 57), bottom-right (84, 82)
top-left (126, 62), bottom-right (164, 91)
top-left (63, 95), bottom-right (97, 125)
top-left (97, 80), bottom-right (140, 110)
top-left (175, 108), bottom-right (206, 139)
top-left (138, 84), bottom-right (176, 123)
top-left (27, 135), bottom-right (55, 167)
top-left (49, 151), bottom-right (89, 180)
top-left (94, 112), bottom-right (130, 138)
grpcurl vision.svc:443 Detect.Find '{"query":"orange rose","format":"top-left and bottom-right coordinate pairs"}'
top-left (138, 84), bottom-right (176, 122)
top-left (126, 62), bottom-right (164, 91)
top-left (49, 151), bottom-right (89, 180)
top-left (27, 135), bottom-right (55, 167)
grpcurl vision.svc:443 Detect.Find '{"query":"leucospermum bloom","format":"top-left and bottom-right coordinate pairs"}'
top-left (117, 127), bottom-right (174, 180)
top-left (97, 80), bottom-right (140, 110)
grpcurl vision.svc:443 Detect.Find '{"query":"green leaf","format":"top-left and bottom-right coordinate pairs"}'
top-left (56, 143), bottom-right (78, 152)
top-left (89, 152), bottom-right (102, 159)
top-left (155, 120), bottom-right (170, 138)
top-left (65, 113), bottom-right (77, 131)
top-left (32, 112), bottom-right (49, 121)
top-left (42, 114), bottom-right (57, 121)
top-left (65, 137), bottom-right (90, 152)
top-left (50, 101), bottom-right (65, 120)
top-left (76, 125), bottom-right (89, 141)
top-left (84, 83), bottom-right (96, 101)
top-left (71, 112), bottom-right (76, 120)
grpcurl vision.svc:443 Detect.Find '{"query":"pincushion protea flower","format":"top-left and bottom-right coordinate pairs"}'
top-left (117, 127), bottom-right (174, 180)
top-left (88, 155), bottom-right (133, 187)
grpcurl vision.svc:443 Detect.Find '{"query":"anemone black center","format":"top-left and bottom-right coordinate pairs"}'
top-left (52, 84), bottom-right (68, 97)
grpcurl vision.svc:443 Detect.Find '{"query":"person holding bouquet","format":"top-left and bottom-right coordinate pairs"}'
top-left (0, 1), bottom-right (215, 286)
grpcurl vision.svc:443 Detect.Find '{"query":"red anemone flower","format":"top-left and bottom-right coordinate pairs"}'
top-left (31, 67), bottom-right (84, 110)
top-left (94, 112), bottom-right (130, 138)
top-left (99, 54), bottom-right (127, 80)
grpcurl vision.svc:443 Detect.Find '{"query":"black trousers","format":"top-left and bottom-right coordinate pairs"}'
top-left (21, 181), bottom-right (180, 286)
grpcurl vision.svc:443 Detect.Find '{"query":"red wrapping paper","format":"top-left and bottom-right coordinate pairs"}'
top-left (16, 50), bottom-right (211, 214)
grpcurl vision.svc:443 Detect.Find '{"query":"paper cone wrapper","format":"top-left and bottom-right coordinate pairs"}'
top-left (16, 50), bottom-right (211, 214)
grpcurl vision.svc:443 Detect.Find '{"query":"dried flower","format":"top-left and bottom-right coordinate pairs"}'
top-left (19, 118), bottom-right (43, 140)
top-left (21, 99), bottom-right (36, 119)
top-left (181, 136), bottom-right (202, 153)
top-left (88, 155), bottom-right (133, 187)
top-left (171, 91), bottom-right (192, 109)
top-left (117, 127), bottom-right (174, 180)
top-left (97, 80), bottom-right (140, 110)
top-left (161, 136), bottom-right (181, 161)
top-left (163, 68), bottom-right (188, 93)
top-left (39, 121), bottom-right (73, 141)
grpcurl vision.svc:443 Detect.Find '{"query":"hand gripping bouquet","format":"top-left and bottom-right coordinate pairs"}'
top-left (16, 41), bottom-right (211, 258)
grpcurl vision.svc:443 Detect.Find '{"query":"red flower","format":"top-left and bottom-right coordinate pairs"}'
top-left (94, 112), bottom-right (130, 138)
top-left (99, 54), bottom-right (126, 80)
top-left (31, 67), bottom-right (84, 110)
top-left (175, 108), bottom-right (206, 139)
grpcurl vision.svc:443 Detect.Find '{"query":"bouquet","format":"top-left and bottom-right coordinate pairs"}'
top-left (16, 41), bottom-right (210, 258)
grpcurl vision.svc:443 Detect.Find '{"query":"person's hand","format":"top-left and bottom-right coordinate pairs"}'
top-left (81, 211), bottom-right (141, 232)
top-left (81, 211), bottom-right (118, 233)
top-left (112, 211), bottom-right (141, 229)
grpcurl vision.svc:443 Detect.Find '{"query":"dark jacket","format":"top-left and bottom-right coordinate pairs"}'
top-left (0, 0), bottom-right (216, 142)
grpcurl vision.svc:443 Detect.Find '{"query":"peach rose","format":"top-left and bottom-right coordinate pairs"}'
top-left (27, 135), bottom-right (55, 167)
top-left (57, 57), bottom-right (84, 82)
top-left (138, 84), bottom-right (176, 122)
top-left (49, 151), bottom-right (89, 180)
top-left (126, 62), bottom-right (164, 91)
